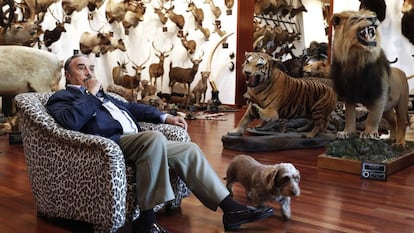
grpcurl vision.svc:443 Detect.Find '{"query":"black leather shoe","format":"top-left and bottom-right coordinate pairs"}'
top-left (223, 206), bottom-right (273, 231)
top-left (133, 222), bottom-right (169, 233)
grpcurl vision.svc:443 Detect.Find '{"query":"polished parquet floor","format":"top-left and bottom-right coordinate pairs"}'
top-left (0, 108), bottom-right (413, 233)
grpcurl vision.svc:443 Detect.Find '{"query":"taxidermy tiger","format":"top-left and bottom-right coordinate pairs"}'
top-left (228, 52), bottom-right (337, 139)
top-left (330, 10), bottom-right (409, 147)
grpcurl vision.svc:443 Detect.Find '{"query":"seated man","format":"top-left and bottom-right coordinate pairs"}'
top-left (47, 54), bottom-right (273, 233)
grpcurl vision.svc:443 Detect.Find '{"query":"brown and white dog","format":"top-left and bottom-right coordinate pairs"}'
top-left (225, 154), bottom-right (300, 220)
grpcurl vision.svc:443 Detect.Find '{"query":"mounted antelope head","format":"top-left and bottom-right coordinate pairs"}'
top-left (213, 22), bottom-right (226, 37)
top-left (195, 23), bottom-right (210, 41)
top-left (148, 42), bottom-right (174, 87)
top-left (62, 0), bottom-right (89, 16)
top-left (165, 4), bottom-right (185, 30)
top-left (178, 31), bottom-right (196, 55)
top-left (122, 1), bottom-right (146, 33)
top-left (43, 9), bottom-right (66, 48)
top-left (186, 0), bottom-right (204, 27)
top-left (106, 0), bottom-right (127, 23)
top-left (205, 0), bottom-right (221, 19)
top-left (153, 0), bottom-right (168, 25)
top-left (224, 0), bottom-right (234, 11)
top-left (87, 0), bottom-right (105, 12)
top-left (100, 36), bottom-right (127, 54)
top-left (79, 31), bottom-right (112, 55)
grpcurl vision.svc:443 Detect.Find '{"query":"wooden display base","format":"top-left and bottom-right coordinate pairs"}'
top-left (318, 151), bottom-right (414, 175)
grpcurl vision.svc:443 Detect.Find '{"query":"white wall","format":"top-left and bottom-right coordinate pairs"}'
top-left (41, 0), bottom-right (238, 104)
top-left (302, 0), bottom-right (329, 46)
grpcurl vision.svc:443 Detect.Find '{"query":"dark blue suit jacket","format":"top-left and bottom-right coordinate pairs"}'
top-left (47, 86), bottom-right (165, 143)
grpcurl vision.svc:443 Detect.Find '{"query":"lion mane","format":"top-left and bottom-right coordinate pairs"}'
top-left (228, 52), bottom-right (337, 139)
top-left (330, 10), bottom-right (409, 147)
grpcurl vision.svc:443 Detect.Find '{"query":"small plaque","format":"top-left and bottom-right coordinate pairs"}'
top-left (64, 16), bottom-right (71, 24)
top-left (361, 161), bottom-right (387, 181)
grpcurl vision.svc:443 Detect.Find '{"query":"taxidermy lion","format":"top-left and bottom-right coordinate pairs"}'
top-left (330, 10), bottom-right (409, 147)
top-left (228, 52), bottom-right (337, 139)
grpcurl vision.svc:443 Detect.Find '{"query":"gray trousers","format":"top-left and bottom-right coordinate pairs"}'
top-left (120, 131), bottom-right (229, 211)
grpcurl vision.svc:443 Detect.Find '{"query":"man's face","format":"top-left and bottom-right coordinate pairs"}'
top-left (65, 56), bottom-right (95, 86)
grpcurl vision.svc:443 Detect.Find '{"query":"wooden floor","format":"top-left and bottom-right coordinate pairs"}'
top-left (1, 108), bottom-right (414, 233)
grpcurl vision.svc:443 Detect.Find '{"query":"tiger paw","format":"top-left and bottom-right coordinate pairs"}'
top-left (360, 132), bottom-right (380, 140)
top-left (336, 131), bottom-right (354, 139)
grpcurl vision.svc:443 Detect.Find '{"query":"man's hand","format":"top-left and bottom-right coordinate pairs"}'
top-left (84, 76), bottom-right (102, 95)
top-left (165, 115), bottom-right (188, 130)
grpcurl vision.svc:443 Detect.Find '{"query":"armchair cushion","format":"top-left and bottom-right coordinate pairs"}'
top-left (14, 92), bottom-right (191, 233)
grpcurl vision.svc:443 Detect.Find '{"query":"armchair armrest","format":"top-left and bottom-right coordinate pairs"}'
top-left (140, 122), bottom-right (191, 142)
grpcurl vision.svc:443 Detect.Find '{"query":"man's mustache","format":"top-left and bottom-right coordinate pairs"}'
top-left (83, 75), bottom-right (92, 83)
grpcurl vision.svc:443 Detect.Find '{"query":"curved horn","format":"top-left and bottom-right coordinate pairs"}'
top-left (206, 32), bottom-right (234, 73)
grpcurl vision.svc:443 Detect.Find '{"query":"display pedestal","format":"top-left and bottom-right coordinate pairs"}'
top-left (222, 132), bottom-right (335, 152)
top-left (318, 151), bottom-right (414, 176)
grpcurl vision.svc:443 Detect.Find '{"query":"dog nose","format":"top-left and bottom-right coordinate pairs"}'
top-left (291, 189), bottom-right (300, 196)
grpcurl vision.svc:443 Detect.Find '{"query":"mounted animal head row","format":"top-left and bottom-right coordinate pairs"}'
top-left (105, 0), bottom-right (148, 34)
top-left (62, 0), bottom-right (104, 17)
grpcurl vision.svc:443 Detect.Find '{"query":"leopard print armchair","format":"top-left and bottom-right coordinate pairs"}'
top-left (14, 92), bottom-right (191, 233)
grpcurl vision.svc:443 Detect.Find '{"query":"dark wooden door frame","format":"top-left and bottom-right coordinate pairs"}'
top-left (235, 0), bottom-right (254, 106)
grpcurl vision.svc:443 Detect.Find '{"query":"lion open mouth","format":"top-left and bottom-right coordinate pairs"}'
top-left (357, 25), bottom-right (377, 46)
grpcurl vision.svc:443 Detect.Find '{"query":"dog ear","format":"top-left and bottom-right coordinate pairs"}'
top-left (265, 167), bottom-right (279, 191)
